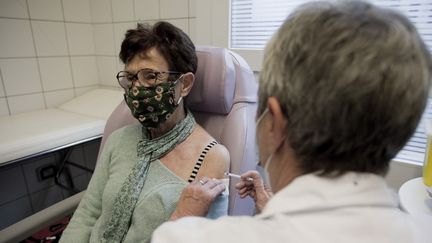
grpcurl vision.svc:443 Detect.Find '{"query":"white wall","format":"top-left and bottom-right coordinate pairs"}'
top-left (0, 0), bottom-right (197, 116)
top-left (386, 161), bottom-right (423, 191)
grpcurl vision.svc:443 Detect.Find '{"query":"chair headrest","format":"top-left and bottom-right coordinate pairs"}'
top-left (186, 46), bottom-right (236, 115)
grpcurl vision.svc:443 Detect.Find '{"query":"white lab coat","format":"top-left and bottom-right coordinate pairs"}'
top-left (152, 172), bottom-right (431, 243)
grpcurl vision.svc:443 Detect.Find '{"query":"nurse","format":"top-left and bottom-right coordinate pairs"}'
top-left (152, 1), bottom-right (432, 242)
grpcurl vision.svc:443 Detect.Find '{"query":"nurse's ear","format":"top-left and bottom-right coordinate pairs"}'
top-left (179, 72), bottom-right (195, 97)
top-left (267, 97), bottom-right (288, 148)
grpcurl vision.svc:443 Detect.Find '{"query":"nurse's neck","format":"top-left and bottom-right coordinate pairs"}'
top-left (269, 142), bottom-right (302, 193)
top-left (148, 104), bottom-right (186, 139)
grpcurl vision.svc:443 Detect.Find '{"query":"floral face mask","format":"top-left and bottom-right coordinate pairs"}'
top-left (124, 80), bottom-right (181, 128)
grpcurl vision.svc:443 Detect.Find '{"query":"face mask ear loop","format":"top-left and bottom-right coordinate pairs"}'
top-left (256, 108), bottom-right (269, 128)
top-left (177, 96), bottom-right (183, 105)
top-left (174, 73), bottom-right (186, 106)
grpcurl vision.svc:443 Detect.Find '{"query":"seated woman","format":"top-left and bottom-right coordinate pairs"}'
top-left (60, 21), bottom-right (230, 243)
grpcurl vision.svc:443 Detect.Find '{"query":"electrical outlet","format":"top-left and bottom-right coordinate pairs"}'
top-left (36, 164), bottom-right (57, 181)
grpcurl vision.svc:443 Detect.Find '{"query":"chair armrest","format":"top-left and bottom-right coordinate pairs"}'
top-left (0, 191), bottom-right (85, 243)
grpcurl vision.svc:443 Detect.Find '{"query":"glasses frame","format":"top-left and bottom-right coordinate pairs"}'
top-left (116, 68), bottom-right (183, 89)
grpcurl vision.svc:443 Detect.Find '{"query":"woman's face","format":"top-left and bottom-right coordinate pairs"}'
top-left (125, 47), bottom-right (170, 85)
top-left (125, 47), bottom-right (183, 98)
top-left (122, 47), bottom-right (187, 129)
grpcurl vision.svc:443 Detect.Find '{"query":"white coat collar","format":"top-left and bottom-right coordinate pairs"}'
top-left (259, 172), bottom-right (399, 218)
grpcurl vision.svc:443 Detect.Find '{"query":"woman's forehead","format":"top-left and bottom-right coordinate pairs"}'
top-left (126, 48), bottom-right (169, 72)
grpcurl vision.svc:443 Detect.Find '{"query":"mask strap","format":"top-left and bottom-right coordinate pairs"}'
top-left (256, 108), bottom-right (269, 127)
top-left (177, 96), bottom-right (183, 105)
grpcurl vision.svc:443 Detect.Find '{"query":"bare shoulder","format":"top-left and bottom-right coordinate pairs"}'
top-left (194, 126), bottom-right (230, 179)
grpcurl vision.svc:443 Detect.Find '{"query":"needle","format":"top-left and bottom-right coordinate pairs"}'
top-left (224, 172), bottom-right (254, 182)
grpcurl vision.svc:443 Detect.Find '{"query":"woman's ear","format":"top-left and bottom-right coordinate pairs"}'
top-left (180, 72), bottom-right (195, 97)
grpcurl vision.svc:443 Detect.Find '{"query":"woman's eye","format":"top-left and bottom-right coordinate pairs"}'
top-left (144, 73), bottom-right (157, 80)
top-left (126, 74), bottom-right (135, 81)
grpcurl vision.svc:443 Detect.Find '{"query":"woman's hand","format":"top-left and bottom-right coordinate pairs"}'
top-left (170, 177), bottom-right (226, 220)
top-left (235, 170), bottom-right (273, 213)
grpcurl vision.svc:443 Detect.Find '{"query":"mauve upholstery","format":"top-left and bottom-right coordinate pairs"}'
top-left (100, 46), bottom-right (258, 216)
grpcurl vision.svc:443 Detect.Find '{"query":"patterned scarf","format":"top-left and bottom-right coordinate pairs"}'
top-left (101, 111), bottom-right (196, 242)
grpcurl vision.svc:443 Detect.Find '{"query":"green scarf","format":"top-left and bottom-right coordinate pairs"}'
top-left (101, 111), bottom-right (196, 242)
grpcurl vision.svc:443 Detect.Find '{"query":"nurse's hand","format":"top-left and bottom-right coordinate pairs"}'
top-left (235, 170), bottom-right (273, 213)
top-left (169, 177), bottom-right (226, 220)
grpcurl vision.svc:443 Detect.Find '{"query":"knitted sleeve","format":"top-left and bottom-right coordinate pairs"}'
top-left (122, 182), bottom-right (186, 243)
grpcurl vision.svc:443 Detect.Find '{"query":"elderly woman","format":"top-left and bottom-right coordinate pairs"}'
top-left (60, 22), bottom-right (230, 243)
top-left (152, 1), bottom-right (432, 243)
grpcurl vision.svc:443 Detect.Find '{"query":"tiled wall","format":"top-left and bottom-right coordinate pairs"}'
top-left (0, 139), bottom-right (100, 230)
top-left (0, 0), bottom-right (196, 116)
top-left (0, 0), bottom-right (97, 116)
top-left (93, 0), bottom-right (196, 87)
top-left (0, 0), bottom-right (197, 230)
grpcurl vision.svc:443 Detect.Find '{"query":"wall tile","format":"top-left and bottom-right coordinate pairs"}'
top-left (60, 172), bottom-right (90, 198)
top-left (27, 0), bottom-right (63, 21)
top-left (0, 98), bottom-right (9, 116)
top-left (63, 0), bottom-right (92, 23)
top-left (134, 0), bottom-right (159, 21)
top-left (0, 0), bottom-right (28, 18)
top-left (38, 57), bottom-right (73, 91)
top-left (113, 22), bottom-right (137, 55)
top-left (160, 0), bottom-right (188, 19)
top-left (116, 57), bottom-right (125, 73)
top-left (0, 197), bottom-right (32, 230)
top-left (83, 139), bottom-right (101, 170)
top-left (67, 145), bottom-right (87, 177)
top-left (111, 0), bottom-right (134, 22)
top-left (70, 56), bottom-right (98, 87)
top-left (8, 92), bottom-right (45, 114)
top-left (66, 23), bottom-right (95, 55)
top-left (0, 58), bottom-right (42, 96)
top-left (90, 0), bottom-right (112, 23)
top-left (44, 89), bottom-right (74, 108)
top-left (72, 173), bottom-right (91, 191)
top-left (32, 21), bottom-right (68, 56)
top-left (97, 56), bottom-right (117, 87)
top-left (165, 18), bottom-right (189, 35)
top-left (0, 72), bottom-right (4, 97)
top-left (21, 154), bottom-right (57, 193)
top-left (189, 18), bottom-right (196, 43)
top-left (189, 0), bottom-right (196, 17)
top-left (93, 24), bottom-right (115, 55)
top-left (75, 85), bottom-right (97, 96)
top-left (30, 185), bottom-right (64, 212)
top-left (0, 19), bottom-right (35, 58)
top-left (0, 165), bottom-right (27, 205)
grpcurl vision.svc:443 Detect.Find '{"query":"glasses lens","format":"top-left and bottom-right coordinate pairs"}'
top-left (119, 69), bottom-right (183, 88)
top-left (137, 69), bottom-right (159, 86)
top-left (117, 71), bottom-right (131, 89)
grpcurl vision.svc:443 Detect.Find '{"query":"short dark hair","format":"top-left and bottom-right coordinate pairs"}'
top-left (119, 21), bottom-right (197, 74)
top-left (259, 1), bottom-right (432, 176)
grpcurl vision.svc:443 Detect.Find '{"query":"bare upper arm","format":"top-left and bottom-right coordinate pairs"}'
top-left (196, 143), bottom-right (230, 179)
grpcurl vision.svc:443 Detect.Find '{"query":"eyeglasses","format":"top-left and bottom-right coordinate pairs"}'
top-left (116, 68), bottom-right (183, 89)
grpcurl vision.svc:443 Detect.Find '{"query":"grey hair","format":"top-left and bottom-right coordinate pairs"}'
top-left (258, 0), bottom-right (432, 176)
